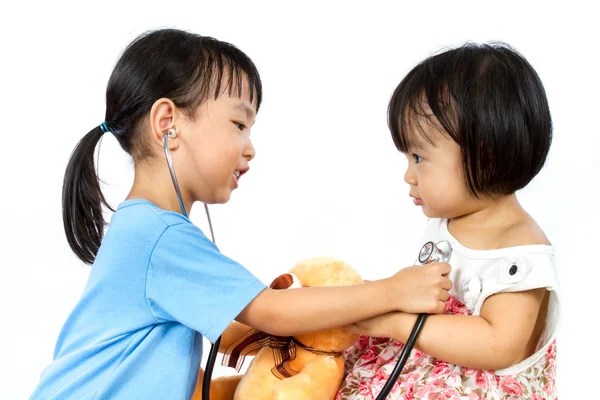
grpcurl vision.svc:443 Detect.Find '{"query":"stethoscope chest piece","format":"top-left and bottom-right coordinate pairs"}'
top-left (418, 240), bottom-right (452, 265)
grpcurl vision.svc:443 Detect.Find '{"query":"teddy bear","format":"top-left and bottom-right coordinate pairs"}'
top-left (192, 256), bottom-right (364, 400)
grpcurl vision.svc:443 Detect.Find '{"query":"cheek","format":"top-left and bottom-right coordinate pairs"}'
top-left (220, 131), bottom-right (245, 155)
top-left (422, 169), bottom-right (463, 202)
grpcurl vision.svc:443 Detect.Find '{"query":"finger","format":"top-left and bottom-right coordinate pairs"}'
top-left (439, 289), bottom-right (450, 303)
top-left (436, 300), bottom-right (446, 314)
top-left (442, 277), bottom-right (453, 291)
top-left (436, 262), bottom-right (451, 275)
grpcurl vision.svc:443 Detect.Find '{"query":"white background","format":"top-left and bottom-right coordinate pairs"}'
top-left (1, 1), bottom-right (598, 398)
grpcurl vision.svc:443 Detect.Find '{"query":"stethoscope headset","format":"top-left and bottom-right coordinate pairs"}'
top-left (163, 130), bottom-right (453, 400)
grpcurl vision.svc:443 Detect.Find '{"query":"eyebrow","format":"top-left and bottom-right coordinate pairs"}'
top-left (402, 141), bottom-right (426, 153)
top-left (234, 102), bottom-right (257, 123)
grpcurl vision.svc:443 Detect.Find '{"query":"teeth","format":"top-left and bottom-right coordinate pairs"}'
top-left (233, 171), bottom-right (240, 179)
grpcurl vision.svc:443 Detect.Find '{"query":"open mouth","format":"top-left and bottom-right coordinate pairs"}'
top-left (233, 168), bottom-right (249, 186)
top-left (234, 169), bottom-right (248, 179)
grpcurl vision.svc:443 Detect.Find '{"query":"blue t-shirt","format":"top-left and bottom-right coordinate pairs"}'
top-left (31, 199), bottom-right (266, 399)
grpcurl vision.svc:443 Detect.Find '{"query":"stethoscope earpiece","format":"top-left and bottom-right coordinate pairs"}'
top-left (166, 128), bottom-right (177, 139)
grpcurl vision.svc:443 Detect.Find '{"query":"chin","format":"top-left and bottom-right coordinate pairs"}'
top-left (196, 191), bottom-right (232, 205)
top-left (214, 191), bottom-right (233, 204)
top-left (422, 207), bottom-right (444, 219)
top-left (422, 207), bottom-right (435, 218)
top-left (423, 208), bottom-right (459, 220)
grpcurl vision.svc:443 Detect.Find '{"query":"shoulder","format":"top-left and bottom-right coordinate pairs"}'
top-left (114, 199), bottom-right (190, 231)
top-left (156, 221), bottom-right (215, 253)
top-left (497, 214), bottom-right (550, 248)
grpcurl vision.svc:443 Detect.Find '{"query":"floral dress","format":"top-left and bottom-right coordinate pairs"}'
top-left (337, 219), bottom-right (560, 400)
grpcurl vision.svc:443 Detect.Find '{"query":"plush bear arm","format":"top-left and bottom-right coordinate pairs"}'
top-left (272, 356), bottom-right (345, 400)
top-left (219, 321), bottom-right (255, 353)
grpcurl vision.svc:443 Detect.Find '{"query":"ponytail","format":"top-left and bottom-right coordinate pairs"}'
top-left (62, 126), bottom-right (113, 264)
top-left (60, 28), bottom-right (263, 264)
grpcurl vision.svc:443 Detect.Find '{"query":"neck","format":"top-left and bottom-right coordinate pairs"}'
top-left (451, 193), bottom-right (526, 229)
top-left (126, 161), bottom-right (192, 216)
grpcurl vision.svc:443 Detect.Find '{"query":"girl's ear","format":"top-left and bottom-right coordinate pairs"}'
top-left (149, 98), bottom-right (179, 150)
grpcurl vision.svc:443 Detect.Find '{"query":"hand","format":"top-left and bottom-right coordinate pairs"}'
top-left (345, 312), bottom-right (412, 339)
top-left (387, 263), bottom-right (452, 314)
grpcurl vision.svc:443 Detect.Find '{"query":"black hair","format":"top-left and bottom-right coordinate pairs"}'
top-left (62, 28), bottom-right (263, 264)
top-left (388, 42), bottom-right (552, 198)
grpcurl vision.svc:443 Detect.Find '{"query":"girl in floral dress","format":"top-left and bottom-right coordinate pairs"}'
top-left (338, 42), bottom-right (559, 399)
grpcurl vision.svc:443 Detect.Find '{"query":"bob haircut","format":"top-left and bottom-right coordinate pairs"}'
top-left (388, 42), bottom-right (552, 198)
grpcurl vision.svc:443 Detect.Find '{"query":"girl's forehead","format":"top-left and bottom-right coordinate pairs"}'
top-left (213, 75), bottom-right (258, 111)
top-left (402, 113), bottom-right (445, 151)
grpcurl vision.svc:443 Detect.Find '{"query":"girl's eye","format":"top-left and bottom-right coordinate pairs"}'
top-left (413, 154), bottom-right (423, 163)
top-left (234, 122), bottom-right (246, 131)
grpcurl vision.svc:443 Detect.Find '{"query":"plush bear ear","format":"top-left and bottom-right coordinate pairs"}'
top-left (270, 273), bottom-right (302, 290)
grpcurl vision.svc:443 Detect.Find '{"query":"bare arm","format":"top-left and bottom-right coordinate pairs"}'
top-left (347, 288), bottom-right (546, 370)
top-left (237, 263), bottom-right (452, 337)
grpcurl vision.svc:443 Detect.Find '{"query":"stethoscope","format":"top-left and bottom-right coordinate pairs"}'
top-left (374, 239), bottom-right (452, 400)
top-left (163, 131), bottom-right (453, 400)
top-left (162, 132), bottom-right (221, 400)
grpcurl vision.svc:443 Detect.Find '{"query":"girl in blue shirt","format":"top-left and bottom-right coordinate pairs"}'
top-left (31, 28), bottom-right (452, 399)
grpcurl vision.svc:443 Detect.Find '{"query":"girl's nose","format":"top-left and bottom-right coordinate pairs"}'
top-left (404, 165), bottom-right (417, 186)
top-left (244, 138), bottom-right (256, 161)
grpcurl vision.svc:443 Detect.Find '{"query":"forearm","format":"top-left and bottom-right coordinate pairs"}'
top-left (391, 313), bottom-right (519, 370)
top-left (238, 281), bottom-right (395, 336)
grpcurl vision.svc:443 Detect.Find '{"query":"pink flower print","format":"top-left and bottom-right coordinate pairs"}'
top-left (475, 371), bottom-right (490, 389)
top-left (532, 393), bottom-right (546, 400)
top-left (418, 378), bottom-right (445, 396)
top-left (367, 367), bottom-right (391, 397)
top-left (415, 383), bottom-right (433, 398)
top-left (371, 337), bottom-right (391, 345)
top-left (444, 296), bottom-right (468, 315)
top-left (437, 387), bottom-right (461, 400)
top-left (546, 340), bottom-right (556, 359)
top-left (377, 344), bottom-right (404, 365)
top-left (431, 378), bottom-right (444, 388)
top-left (357, 335), bottom-right (370, 349)
top-left (444, 372), bottom-right (461, 388)
top-left (402, 383), bottom-right (416, 400)
top-left (405, 372), bottom-right (422, 385)
top-left (501, 376), bottom-right (524, 396)
top-left (431, 361), bottom-right (451, 378)
top-left (357, 380), bottom-right (372, 397)
top-left (372, 368), bottom-right (390, 385)
top-left (412, 349), bottom-right (428, 366)
top-left (413, 349), bottom-right (424, 359)
top-left (468, 392), bottom-right (481, 400)
top-left (543, 376), bottom-right (555, 393)
top-left (360, 348), bottom-right (379, 363)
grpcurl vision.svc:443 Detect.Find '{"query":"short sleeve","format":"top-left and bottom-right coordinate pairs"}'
top-left (145, 222), bottom-right (266, 342)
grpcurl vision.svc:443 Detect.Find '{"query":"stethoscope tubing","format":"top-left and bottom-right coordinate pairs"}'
top-left (375, 313), bottom-right (427, 399)
top-left (165, 133), bottom-right (450, 400)
top-left (375, 240), bottom-right (451, 399)
top-left (163, 133), bottom-right (220, 400)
